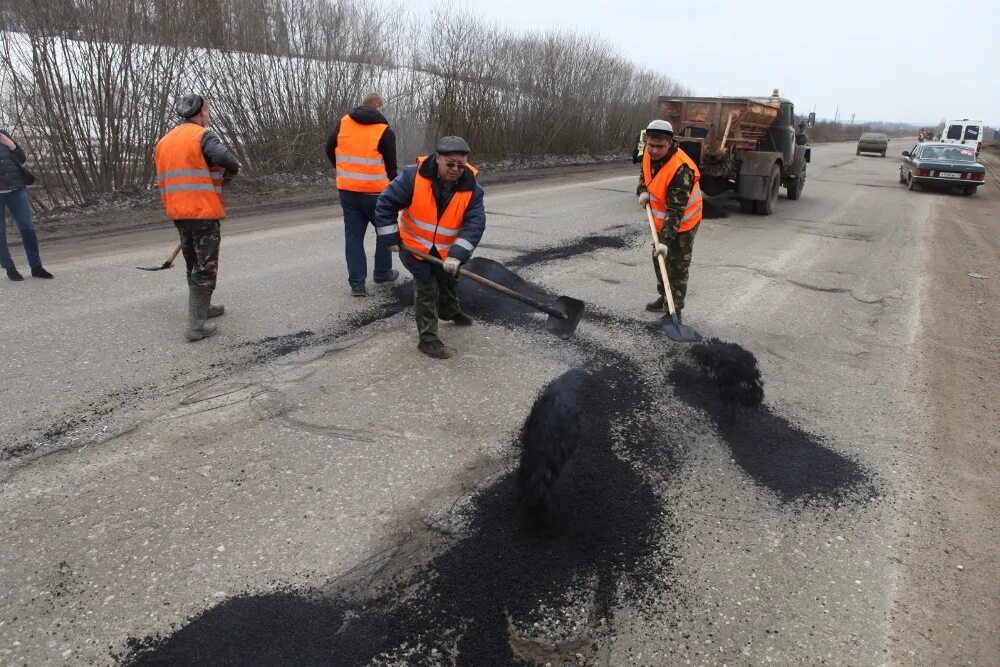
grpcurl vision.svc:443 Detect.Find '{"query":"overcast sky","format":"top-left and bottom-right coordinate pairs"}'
top-left (409, 0), bottom-right (999, 127)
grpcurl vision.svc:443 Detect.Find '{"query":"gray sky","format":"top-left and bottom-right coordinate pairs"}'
top-left (410, 0), bottom-right (1000, 127)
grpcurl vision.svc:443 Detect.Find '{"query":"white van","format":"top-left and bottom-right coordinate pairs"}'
top-left (941, 119), bottom-right (985, 156)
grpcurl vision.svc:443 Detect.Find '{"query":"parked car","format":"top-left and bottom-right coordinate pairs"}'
top-left (857, 132), bottom-right (888, 157)
top-left (899, 142), bottom-right (986, 195)
top-left (941, 118), bottom-right (984, 156)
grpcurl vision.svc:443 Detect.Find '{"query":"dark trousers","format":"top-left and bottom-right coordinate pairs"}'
top-left (0, 187), bottom-right (42, 270)
top-left (174, 219), bottom-right (221, 292)
top-left (414, 265), bottom-right (462, 344)
top-left (652, 226), bottom-right (697, 311)
top-left (339, 189), bottom-right (392, 287)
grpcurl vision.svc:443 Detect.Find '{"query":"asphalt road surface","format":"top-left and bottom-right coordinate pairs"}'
top-left (1, 140), bottom-right (997, 666)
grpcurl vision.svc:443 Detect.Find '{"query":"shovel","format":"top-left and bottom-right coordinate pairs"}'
top-left (399, 246), bottom-right (585, 339)
top-left (137, 243), bottom-right (182, 271)
top-left (644, 205), bottom-right (702, 343)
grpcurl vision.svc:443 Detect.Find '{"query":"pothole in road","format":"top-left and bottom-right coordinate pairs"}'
top-left (116, 240), bottom-right (879, 665)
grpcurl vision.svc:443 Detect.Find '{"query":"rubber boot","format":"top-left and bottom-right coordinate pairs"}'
top-left (186, 288), bottom-right (218, 341)
top-left (646, 295), bottom-right (664, 312)
top-left (207, 302), bottom-right (225, 318)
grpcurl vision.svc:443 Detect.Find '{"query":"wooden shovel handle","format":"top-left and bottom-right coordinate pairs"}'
top-left (398, 245), bottom-right (566, 319)
top-left (645, 205), bottom-right (679, 317)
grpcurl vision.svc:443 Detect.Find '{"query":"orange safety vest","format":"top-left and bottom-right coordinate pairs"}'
top-left (400, 156), bottom-right (479, 260)
top-left (155, 123), bottom-right (226, 220)
top-left (643, 146), bottom-right (703, 234)
top-left (335, 115), bottom-right (390, 193)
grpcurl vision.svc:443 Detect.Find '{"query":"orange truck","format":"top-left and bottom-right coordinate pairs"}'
top-left (657, 90), bottom-right (810, 215)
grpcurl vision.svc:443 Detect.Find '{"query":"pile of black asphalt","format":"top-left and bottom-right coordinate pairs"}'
top-left (113, 231), bottom-right (878, 665)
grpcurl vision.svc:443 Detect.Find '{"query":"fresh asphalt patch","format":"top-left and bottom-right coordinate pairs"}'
top-left (115, 228), bottom-right (879, 664)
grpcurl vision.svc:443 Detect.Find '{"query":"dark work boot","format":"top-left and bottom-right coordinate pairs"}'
top-left (6, 268), bottom-right (24, 281)
top-left (186, 288), bottom-right (218, 341)
top-left (418, 338), bottom-right (453, 359)
top-left (373, 269), bottom-right (399, 285)
top-left (207, 302), bottom-right (225, 318)
top-left (646, 295), bottom-right (664, 312)
top-left (31, 267), bottom-right (54, 279)
top-left (351, 283), bottom-right (367, 297)
top-left (447, 313), bottom-right (473, 326)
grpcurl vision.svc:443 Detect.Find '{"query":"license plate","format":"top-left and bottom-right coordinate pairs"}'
top-left (939, 172), bottom-right (961, 178)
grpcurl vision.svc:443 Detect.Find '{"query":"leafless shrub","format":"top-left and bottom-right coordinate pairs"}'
top-left (2, 0), bottom-right (688, 208)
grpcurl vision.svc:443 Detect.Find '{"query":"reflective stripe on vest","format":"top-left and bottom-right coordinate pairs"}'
top-left (399, 157), bottom-right (478, 261)
top-left (154, 123), bottom-right (226, 221)
top-left (642, 146), bottom-right (702, 234)
top-left (335, 115), bottom-right (390, 193)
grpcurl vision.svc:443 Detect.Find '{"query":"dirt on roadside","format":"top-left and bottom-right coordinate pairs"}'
top-left (27, 158), bottom-right (633, 246)
top-left (889, 148), bottom-right (1000, 665)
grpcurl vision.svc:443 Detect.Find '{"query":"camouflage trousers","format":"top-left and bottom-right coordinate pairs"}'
top-left (413, 268), bottom-right (462, 344)
top-left (174, 219), bottom-right (221, 292)
top-left (652, 225), bottom-right (698, 311)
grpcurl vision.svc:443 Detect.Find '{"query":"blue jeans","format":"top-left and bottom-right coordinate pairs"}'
top-left (0, 187), bottom-right (42, 270)
top-left (339, 189), bottom-right (392, 287)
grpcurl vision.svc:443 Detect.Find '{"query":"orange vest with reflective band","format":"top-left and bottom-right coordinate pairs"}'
top-left (400, 156), bottom-right (479, 261)
top-left (335, 115), bottom-right (390, 193)
top-left (155, 123), bottom-right (226, 220)
top-left (643, 147), bottom-right (703, 234)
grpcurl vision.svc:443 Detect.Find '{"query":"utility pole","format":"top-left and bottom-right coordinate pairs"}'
top-left (834, 105), bottom-right (840, 123)
top-left (850, 113), bottom-right (856, 125)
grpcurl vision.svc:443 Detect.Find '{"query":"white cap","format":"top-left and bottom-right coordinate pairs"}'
top-left (646, 119), bottom-right (674, 136)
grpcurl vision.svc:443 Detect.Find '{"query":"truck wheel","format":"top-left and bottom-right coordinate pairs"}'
top-left (739, 198), bottom-right (755, 214)
top-left (786, 166), bottom-right (806, 201)
top-left (756, 165), bottom-right (781, 215)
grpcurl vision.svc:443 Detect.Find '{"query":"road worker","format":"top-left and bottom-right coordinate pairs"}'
top-left (637, 119), bottom-right (703, 323)
top-left (154, 94), bottom-right (240, 341)
top-left (374, 136), bottom-right (486, 359)
top-left (325, 92), bottom-right (399, 296)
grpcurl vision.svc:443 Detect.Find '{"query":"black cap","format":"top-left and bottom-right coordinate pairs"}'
top-left (175, 93), bottom-right (205, 119)
top-left (436, 136), bottom-right (470, 155)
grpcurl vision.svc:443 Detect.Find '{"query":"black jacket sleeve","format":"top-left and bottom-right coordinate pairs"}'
top-left (325, 118), bottom-right (341, 169)
top-left (201, 130), bottom-right (240, 175)
top-left (377, 127), bottom-right (398, 181)
top-left (0, 131), bottom-right (26, 164)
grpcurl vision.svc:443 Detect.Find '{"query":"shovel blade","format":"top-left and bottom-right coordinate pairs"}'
top-left (136, 262), bottom-right (174, 271)
top-left (545, 296), bottom-right (585, 339)
top-left (660, 314), bottom-right (702, 343)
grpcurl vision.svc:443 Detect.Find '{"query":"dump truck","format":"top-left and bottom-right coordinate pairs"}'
top-left (657, 91), bottom-right (810, 215)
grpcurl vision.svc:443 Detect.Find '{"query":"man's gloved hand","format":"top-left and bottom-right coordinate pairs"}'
top-left (638, 192), bottom-right (650, 208)
top-left (442, 256), bottom-right (461, 276)
top-left (653, 242), bottom-right (669, 259)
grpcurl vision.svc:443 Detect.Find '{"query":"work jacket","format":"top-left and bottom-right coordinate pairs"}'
top-left (334, 115), bottom-right (391, 193)
top-left (155, 123), bottom-right (226, 220)
top-left (388, 155), bottom-right (480, 261)
top-left (643, 146), bottom-right (703, 235)
top-left (374, 154), bottom-right (486, 278)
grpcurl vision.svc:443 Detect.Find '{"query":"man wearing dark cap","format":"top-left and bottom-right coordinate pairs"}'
top-left (374, 136), bottom-right (486, 359)
top-left (325, 92), bottom-right (398, 296)
top-left (154, 94), bottom-right (240, 341)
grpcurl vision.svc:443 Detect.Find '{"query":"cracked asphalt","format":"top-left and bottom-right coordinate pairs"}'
top-left (1, 141), bottom-right (997, 665)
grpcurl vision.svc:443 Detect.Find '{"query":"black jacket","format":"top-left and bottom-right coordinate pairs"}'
top-left (325, 106), bottom-right (398, 183)
top-left (0, 130), bottom-right (28, 192)
top-left (179, 120), bottom-right (240, 175)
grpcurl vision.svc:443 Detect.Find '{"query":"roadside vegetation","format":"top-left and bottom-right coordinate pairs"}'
top-left (1, 0), bottom-right (687, 208)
